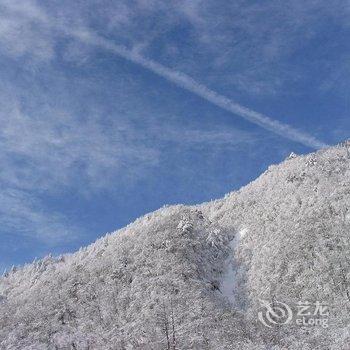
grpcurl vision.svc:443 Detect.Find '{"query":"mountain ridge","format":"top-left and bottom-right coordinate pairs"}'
top-left (1, 142), bottom-right (350, 349)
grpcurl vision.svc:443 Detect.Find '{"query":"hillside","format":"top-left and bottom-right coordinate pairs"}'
top-left (1, 143), bottom-right (350, 349)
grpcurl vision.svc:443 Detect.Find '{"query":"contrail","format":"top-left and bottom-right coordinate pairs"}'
top-left (67, 28), bottom-right (328, 149)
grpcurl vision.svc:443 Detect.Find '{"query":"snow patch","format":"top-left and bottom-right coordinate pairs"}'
top-left (177, 220), bottom-right (193, 233)
top-left (346, 213), bottom-right (350, 223)
top-left (287, 152), bottom-right (298, 160)
top-left (237, 227), bottom-right (248, 240)
top-left (221, 228), bottom-right (248, 305)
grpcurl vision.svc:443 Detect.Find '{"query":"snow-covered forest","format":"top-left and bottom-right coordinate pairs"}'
top-left (1, 143), bottom-right (350, 349)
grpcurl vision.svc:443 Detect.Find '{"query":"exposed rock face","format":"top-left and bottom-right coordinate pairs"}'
top-left (1, 144), bottom-right (350, 349)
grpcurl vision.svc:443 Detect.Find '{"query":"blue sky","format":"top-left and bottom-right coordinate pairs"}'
top-left (0, 0), bottom-right (349, 271)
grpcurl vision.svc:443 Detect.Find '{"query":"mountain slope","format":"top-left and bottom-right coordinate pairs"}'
top-left (1, 143), bottom-right (350, 349)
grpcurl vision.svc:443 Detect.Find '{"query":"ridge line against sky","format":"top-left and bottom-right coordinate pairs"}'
top-left (65, 28), bottom-right (329, 150)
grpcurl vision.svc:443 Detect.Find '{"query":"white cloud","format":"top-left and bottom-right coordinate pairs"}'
top-left (0, 189), bottom-right (76, 243)
top-left (0, 0), bottom-right (341, 245)
top-left (0, 85), bottom-right (254, 242)
top-left (0, 94), bottom-right (159, 192)
top-left (0, 90), bottom-right (160, 241)
top-left (0, 0), bottom-right (328, 148)
top-left (0, 0), bottom-right (53, 60)
top-left (1, 0), bottom-right (348, 96)
top-left (156, 124), bottom-right (256, 147)
top-left (64, 28), bottom-right (328, 149)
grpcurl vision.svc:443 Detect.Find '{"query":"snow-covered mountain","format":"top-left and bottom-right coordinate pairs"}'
top-left (1, 143), bottom-right (350, 349)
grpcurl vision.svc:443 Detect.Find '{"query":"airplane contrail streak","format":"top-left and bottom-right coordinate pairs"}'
top-left (68, 28), bottom-right (328, 149)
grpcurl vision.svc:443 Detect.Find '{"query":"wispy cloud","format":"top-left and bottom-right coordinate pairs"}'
top-left (0, 94), bottom-right (159, 192)
top-left (0, 76), bottom-right (253, 243)
top-left (155, 123), bottom-right (256, 148)
top-left (1, 0), bottom-right (322, 148)
top-left (0, 189), bottom-right (77, 243)
top-left (0, 0), bottom-right (53, 60)
top-left (1, 0), bottom-right (325, 148)
top-left (1, 0), bottom-right (348, 98)
top-left (0, 0), bottom-right (344, 250)
top-left (0, 89), bottom-right (160, 242)
top-left (62, 28), bottom-right (327, 149)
